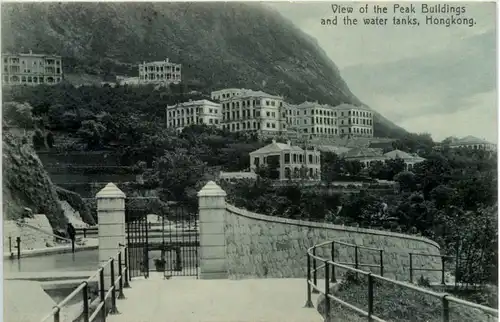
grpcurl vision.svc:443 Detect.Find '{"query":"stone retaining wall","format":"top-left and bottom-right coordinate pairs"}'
top-left (224, 204), bottom-right (443, 283)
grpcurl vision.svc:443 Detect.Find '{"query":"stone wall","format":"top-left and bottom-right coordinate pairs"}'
top-left (224, 204), bottom-right (443, 283)
top-left (3, 214), bottom-right (55, 252)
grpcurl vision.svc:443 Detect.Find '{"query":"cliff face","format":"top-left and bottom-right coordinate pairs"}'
top-left (2, 131), bottom-right (67, 229)
top-left (1, 2), bottom-right (407, 138)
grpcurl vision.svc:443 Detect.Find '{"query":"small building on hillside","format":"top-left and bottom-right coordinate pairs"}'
top-left (383, 149), bottom-right (426, 171)
top-left (342, 148), bottom-right (426, 171)
top-left (446, 136), bottom-right (496, 151)
top-left (249, 140), bottom-right (321, 181)
top-left (138, 58), bottom-right (181, 85)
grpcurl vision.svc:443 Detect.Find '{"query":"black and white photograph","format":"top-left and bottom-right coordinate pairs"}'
top-left (1, 1), bottom-right (498, 321)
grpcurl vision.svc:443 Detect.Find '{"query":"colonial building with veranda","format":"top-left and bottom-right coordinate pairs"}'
top-left (2, 50), bottom-right (63, 86)
top-left (249, 140), bottom-right (321, 181)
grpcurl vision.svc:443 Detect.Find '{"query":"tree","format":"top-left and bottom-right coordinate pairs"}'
top-left (77, 120), bottom-right (106, 149)
top-left (394, 171), bottom-right (417, 192)
top-left (32, 129), bottom-right (45, 149)
top-left (46, 131), bottom-right (55, 148)
top-left (151, 149), bottom-right (206, 203)
top-left (344, 160), bottom-right (363, 176)
top-left (3, 102), bottom-right (35, 129)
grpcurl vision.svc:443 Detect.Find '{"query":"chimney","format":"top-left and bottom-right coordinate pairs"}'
top-left (166, 58), bottom-right (169, 63)
top-left (29, 49), bottom-right (33, 55)
top-left (287, 140), bottom-right (291, 146)
top-left (272, 139), bottom-right (276, 144)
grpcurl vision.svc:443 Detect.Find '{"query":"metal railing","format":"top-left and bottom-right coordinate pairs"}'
top-left (76, 227), bottom-right (98, 238)
top-left (40, 246), bottom-right (132, 322)
top-left (409, 252), bottom-right (455, 285)
top-left (305, 240), bottom-right (499, 322)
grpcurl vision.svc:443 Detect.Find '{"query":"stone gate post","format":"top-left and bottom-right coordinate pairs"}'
top-left (96, 183), bottom-right (126, 290)
top-left (197, 181), bottom-right (228, 279)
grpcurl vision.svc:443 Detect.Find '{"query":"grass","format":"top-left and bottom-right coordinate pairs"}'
top-left (319, 272), bottom-right (497, 322)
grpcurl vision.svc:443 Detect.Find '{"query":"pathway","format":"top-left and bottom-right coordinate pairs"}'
top-left (107, 272), bottom-right (322, 322)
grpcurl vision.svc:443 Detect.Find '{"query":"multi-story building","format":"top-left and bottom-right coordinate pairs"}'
top-left (166, 99), bottom-right (222, 132)
top-left (249, 140), bottom-right (321, 181)
top-left (212, 88), bottom-right (287, 136)
top-left (335, 103), bottom-right (374, 137)
top-left (286, 102), bottom-right (339, 139)
top-left (2, 51), bottom-right (63, 86)
top-left (139, 58), bottom-right (181, 85)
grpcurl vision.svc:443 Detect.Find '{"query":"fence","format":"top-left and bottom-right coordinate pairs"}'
top-left (8, 221), bottom-right (75, 259)
top-left (40, 246), bottom-right (131, 322)
top-left (76, 227), bottom-right (99, 238)
top-left (305, 240), bottom-right (499, 322)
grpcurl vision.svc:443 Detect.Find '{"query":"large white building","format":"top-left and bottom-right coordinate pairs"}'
top-left (166, 99), bottom-right (222, 132)
top-left (335, 104), bottom-right (373, 137)
top-left (249, 140), bottom-right (321, 181)
top-left (2, 51), bottom-right (63, 86)
top-left (212, 88), bottom-right (287, 136)
top-left (139, 58), bottom-right (181, 85)
top-left (210, 88), bottom-right (374, 140)
top-left (286, 102), bottom-right (339, 139)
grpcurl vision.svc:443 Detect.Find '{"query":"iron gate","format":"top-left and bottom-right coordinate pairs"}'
top-left (157, 202), bottom-right (199, 277)
top-left (126, 198), bottom-right (199, 278)
top-left (126, 199), bottom-right (150, 279)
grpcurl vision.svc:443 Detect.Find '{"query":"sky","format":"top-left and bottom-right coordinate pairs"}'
top-left (267, 1), bottom-right (497, 143)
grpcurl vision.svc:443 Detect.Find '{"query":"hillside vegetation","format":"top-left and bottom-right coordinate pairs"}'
top-left (2, 130), bottom-right (68, 229)
top-left (1, 2), bottom-right (406, 138)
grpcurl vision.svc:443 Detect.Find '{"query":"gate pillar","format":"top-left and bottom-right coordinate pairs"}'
top-left (197, 181), bottom-right (228, 279)
top-left (96, 182), bottom-right (126, 290)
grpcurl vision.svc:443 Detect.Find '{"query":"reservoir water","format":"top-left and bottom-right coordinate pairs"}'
top-left (4, 249), bottom-right (99, 273)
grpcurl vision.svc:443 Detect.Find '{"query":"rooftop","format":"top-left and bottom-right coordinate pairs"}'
top-left (250, 140), bottom-right (305, 155)
top-left (2, 51), bottom-right (61, 58)
top-left (334, 103), bottom-right (371, 111)
top-left (344, 147), bottom-right (384, 159)
top-left (450, 135), bottom-right (494, 146)
top-left (167, 99), bottom-right (220, 108)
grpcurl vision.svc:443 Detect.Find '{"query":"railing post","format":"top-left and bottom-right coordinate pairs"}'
top-left (312, 247), bottom-right (319, 294)
top-left (324, 260), bottom-right (331, 321)
top-left (16, 237), bottom-right (21, 259)
top-left (118, 252), bottom-right (126, 299)
top-left (368, 273), bottom-right (374, 322)
top-left (354, 246), bottom-right (359, 269)
top-left (53, 306), bottom-right (60, 322)
top-left (379, 250), bottom-right (384, 277)
top-left (441, 256), bottom-right (446, 285)
top-left (124, 247), bottom-right (131, 288)
top-left (304, 252), bottom-right (314, 308)
top-left (109, 258), bottom-right (119, 314)
top-left (331, 242), bottom-right (336, 283)
top-left (9, 236), bottom-right (12, 253)
top-left (409, 253), bottom-right (413, 283)
top-left (82, 282), bottom-right (90, 322)
top-left (83, 228), bottom-right (87, 238)
top-left (442, 295), bottom-right (450, 322)
top-left (99, 268), bottom-right (106, 322)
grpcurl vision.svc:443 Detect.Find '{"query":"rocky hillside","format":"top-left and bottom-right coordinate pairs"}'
top-left (1, 2), bottom-right (406, 138)
top-left (3, 130), bottom-right (94, 229)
